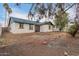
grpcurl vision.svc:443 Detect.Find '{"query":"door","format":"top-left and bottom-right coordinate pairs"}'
top-left (35, 25), bottom-right (40, 32)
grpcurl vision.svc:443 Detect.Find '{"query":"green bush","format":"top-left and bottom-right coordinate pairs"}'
top-left (68, 24), bottom-right (78, 37)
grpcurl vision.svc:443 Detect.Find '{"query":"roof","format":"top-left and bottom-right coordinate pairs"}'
top-left (9, 17), bottom-right (53, 25)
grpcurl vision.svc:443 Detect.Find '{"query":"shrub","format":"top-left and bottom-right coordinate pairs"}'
top-left (68, 23), bottom-right (78, 37)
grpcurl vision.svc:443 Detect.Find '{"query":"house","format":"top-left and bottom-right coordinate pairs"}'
top-left (8, 17), bottom-right (55, 34)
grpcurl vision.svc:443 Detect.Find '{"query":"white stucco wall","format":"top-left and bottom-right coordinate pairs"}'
top-left (40, 25), bottom-right (53, 32)
top-left (10, 23), bottom-right (35, 34)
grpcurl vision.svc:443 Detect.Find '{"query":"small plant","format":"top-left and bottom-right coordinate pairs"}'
top-left (68, 23), bottom-right (78, 37)
top-left (0, 38), bottom-right (4, 45)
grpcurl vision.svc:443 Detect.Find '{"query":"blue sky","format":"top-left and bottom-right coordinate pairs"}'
top-left (0, 3), bottom-right (32, 23)
top-left (0, 3), bottom-right (76, 26)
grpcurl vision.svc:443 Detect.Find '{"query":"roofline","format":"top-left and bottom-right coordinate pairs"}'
top-left (9, 17), bottom-right (54, 26)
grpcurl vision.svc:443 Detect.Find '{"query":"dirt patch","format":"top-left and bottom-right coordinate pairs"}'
top-left (0, 32), bottom-right (79, 56)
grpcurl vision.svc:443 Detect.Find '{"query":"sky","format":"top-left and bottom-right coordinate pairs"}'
top-left (0, 3), bottom-right (76, 27)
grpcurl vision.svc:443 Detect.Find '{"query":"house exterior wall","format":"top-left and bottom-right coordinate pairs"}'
top-left (40, 25), bottom-right (53, 32)
top-left (10, 22), bottom-right (35, 34)
top-left (52, 27), bottom-right (59, 31)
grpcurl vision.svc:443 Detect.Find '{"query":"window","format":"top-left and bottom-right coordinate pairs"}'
top-left (53, 25), bottom-right (55, 28)
top-left (49, 25), bottom-right (51, 30)
top-left (19, 23), bottom-right (24, 29)
top-left (29, 24), bottom-right (33, 30)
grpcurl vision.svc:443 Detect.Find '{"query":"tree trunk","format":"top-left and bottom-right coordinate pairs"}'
top-left (5, 10), bottom-right (7, 27)
top-left (47, 10), bottom-right (49, 21)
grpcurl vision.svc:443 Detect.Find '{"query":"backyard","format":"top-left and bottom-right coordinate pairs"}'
top-left (0, 32), bottom-right (79, 56)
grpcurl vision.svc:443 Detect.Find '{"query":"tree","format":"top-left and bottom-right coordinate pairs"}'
top-left (3, 3), bottom-right (9, 27)
top-left (15, 3), bottom-right (75, 22)
top-left (35, 4), bottom-right (46, 17)
top-left (54, 9), bottom-right (68, 31)
top-left (3, 3), bottom-right (12, 27)
top-left (34, 3), bottom-right (57, 21)
top-left (8, 8), bottom-right (12, 14)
